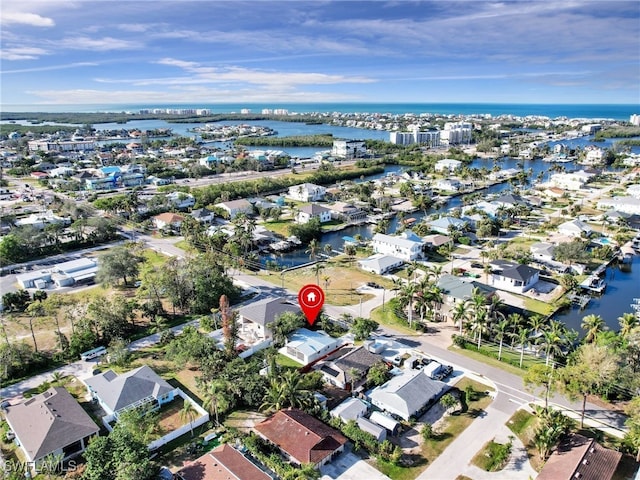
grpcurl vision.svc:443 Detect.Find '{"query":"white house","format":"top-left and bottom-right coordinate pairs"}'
top-left (488, 260), bottom-right (541, 294)
top-left (428, 216), bottom-right (468, 235)
top-left (371, 231), bottom-right (424, 261)
top-left (280, 328), bottom-right (343, 366)
top-left (331, 139), bottom-right (366, 158)
top-left (434, 158), bottom-right (462, 173)
top-left (549, 170), bottom-right (594, 191)
top-left (166, 191), bottom-right (195, 210)
top-left (238, 297), bottom-right (300, 341)
top-left (433, 178), bottom-right (461, 192)
top-left (153, 212), bottom-right (185, 230)
top-left (296, 203), bottom-right (332, 224)
top-left (368, 367), bottom-right (449, 421)
top-left (558, 219), bottom-right (593, 238)
top-left (215, 199), bottom-right (253, 219)
top-left (358, 254), bottom-right (404, 275)
top-left (287, 183), bottom-right (326, 202)
top-left (530, 242), bottom-right (556, 264)
top-left (597, 196), bottom-right (640, 215)
top-left (583, 146), bottom-right (604, 165)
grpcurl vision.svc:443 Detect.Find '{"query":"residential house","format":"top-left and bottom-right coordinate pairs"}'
top-left (428, 216), bottom-right (468, 235)
top-left (358, 254), bottom-right (404, 275)
top-left (317, 346), bottom-right (384, 390)
top-left (329, 202), bottom-right (367, 222)
top-left (530, 242), bottom-right (556, 264)
top-left (4, 387), bottom-right (99, 464)
top-left (357, 417), bottom-right (387, 442)
top-left (237, 297), bottom-right (300, 341)
top-left (254, 408), bottom-right (347, 467)
top-left (597, 196), bottom-right (640, 215)
top-left (281, 328), bottom-right (343, 366)
top-left (434, 158), bottom-right (462, 173)
top-left (437, 274), bottom-right (497, 307)
top-left (215, 199), bottom-right (253, 219)
top-left (433, 178), bottom-right (461, 192)
top-left (549, 170), bottom-right (594, 190)
top-left (536, 434), bottom-right (621, 480)
top-left (492, 193), bottom-right (529, 208)
top-left (15, 210), bottom-right (70, 230)
top-left (330, 397), bottom-right (368, 423)
top-left (489, 260), bottom-right (541, 294)
top-left (583, 146), bottom-right (604, 166)
top-left (368, 367), bottom-right (449, 421)
top-left (84, 365), bottom-right (177, 420)
top-left (557, 219), bottom-right (593, 238)
top-left (166, 192), bottom-right (196, 210)
top-left (422, 234), bottom-right (453, 249)
top-left (287, 183), bottom-right (326, 202)
top-left (153, 212), bottom-right (185, 230)
top-left (190, 207), bottom-right (215, 224)
top-left (371, 231), bottom-right (424, 261)
top-left (176, 443), bottom-right (272, 480)
top-left (296, 203), bottom-right (332, 224)
top-left (332, 139), bottom-right (366, 159)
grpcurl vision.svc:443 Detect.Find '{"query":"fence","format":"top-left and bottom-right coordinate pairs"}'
top-left (239, 338), bottom-right (273, 358)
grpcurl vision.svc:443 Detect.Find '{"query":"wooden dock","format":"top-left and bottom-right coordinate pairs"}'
top-left (567, 293), bottom-right (591, 309)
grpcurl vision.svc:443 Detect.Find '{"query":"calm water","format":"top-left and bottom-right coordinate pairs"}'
top-left (554, 256), bottom-right (640, 333)
top-left (4, 102), bottom-right (637, 120)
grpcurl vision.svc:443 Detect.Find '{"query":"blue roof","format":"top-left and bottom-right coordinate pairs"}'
top-left (101, 166), bottom-right (121, 174)
top-left (343, 236), bottom-right (357, 243)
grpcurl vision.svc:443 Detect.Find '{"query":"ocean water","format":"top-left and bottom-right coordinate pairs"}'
top-left (3, 102), bottom-right (638, 120)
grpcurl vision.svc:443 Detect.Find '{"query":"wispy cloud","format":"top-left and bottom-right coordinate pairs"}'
top-left (1, 12), bottom-right (55, 27)
top-left (57, 36), bottom-right (142, 51)
top-left (0, 47), bottom-right (49, 61)
top-left (2, 62), bottom-right (98, 74)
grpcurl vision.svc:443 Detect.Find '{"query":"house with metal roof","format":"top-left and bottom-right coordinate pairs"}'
top-left (367, 367), bottom-right (449, 421)
top-left (329, 397), bottom-right (368, 423)
top-left (4, 387), bottom-right (99, 464)
top-left (358, 253), bottom-right (404, 275)
top-left (296, 203), bottom-right (332, 224)
top-left (84, 365), bottom-right (177, 421)
top-left (280, 328), bottom-right (343, 366)
top-left (371, 231), bottom-right (424, 261)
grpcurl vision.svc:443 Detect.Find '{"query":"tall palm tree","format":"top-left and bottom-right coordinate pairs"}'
top-left (581, 314), bottom-right (605, 343)
top-left (472, 309), bottom-right (489, 349)
top-left (538, 328), bottom-right (565, 366)
top-left (494, 315), bottom-right (509, 360)
top-left (618, 312), bottom-right (639, 338)
top-left (180, 400), bottom-right (198, 437)
top-left (399, 283), bottom-right (418, 328)
top-left (452, 300), bottom-right (471, 336)
top-left (305, 238), bottom-right (320, 260)
top-left (516, 327), bottom-right (531, 368)
top-left (311, 262), bottom-right (325, 286)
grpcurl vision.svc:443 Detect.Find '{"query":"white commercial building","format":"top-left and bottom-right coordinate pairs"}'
top-left (440, 122), bottom-right (472, 145)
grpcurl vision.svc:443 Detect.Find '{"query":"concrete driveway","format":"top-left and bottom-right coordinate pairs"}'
top-left (320, 451), bottom-right (390, 480)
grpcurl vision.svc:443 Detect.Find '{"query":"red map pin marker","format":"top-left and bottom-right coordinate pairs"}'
top-left (298, 284), bottom-right (325, 326)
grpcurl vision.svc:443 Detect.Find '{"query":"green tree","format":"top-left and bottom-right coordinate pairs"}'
top-left (440, 392), bottom-right (458, 413)
top-left (96, 245), bottom-right (143, 287)
top-left (180, 400), bottom-right (199, 437)
top-left (366, 361), bottom-right (390, 386)
top-left (524, 364), bottom-right (556, 409)
top-left (581, 314), bottom-right (606, 343)
top-left (350, 317), bottom-right (378, 341)
top-left (618, 312), bottom-right (639, 338)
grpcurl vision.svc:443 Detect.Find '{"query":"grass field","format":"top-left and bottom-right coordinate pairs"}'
top-left (370, 299), bottom-right (422, 335)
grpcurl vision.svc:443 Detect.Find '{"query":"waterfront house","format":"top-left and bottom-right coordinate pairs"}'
top-left (536, 433), bottom-right (621, 480)
top-left (84, 365), bottom-right (177, 420)
top-left (434, 158), bottom-right (462, 173)
top-left (287, 183), bottom-right (326, 202)
top-left (371, 231), bottom-right (424, 261)
top-left (422, 234), bottom-right (453, 249)
top-left (428, 216), bottom-right (468, 235)
top-left (176, 443), bottom-right (272, 480)
top-left (280, 328), bottom-right (343, 366)
top-left (557, 219), bottom-right (593, 238)
top-left (237, 297), bottom-right (300, 341)
top-left (329, 201), bottom-right (367, 222)
top-left (296, 203), bottom-right (332, 224)
top-left (530, 242), bottom-right (556, 264)
top-left (488, 260), bottom-right (540, 294)
top-left (549, 170), bottom-right (594, 190)
top-left (332, 139), bottom-right (366, 159)
top-left (215, 199), bottom-right (253, 219)
top-left (358, 253), bottom-right (404, 275)
top-left (597, 196), bottom-right (640, 215)
top-left (433, 178), bottom-right (461, 192)
top-left (5, 387), bottom-right (99, 465)
top-left (254, 408), bottom-right (347, 467)
top-left (368, 367), bottom-right (449, 421)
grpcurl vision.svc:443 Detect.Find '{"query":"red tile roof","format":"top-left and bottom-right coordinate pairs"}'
top-left (254, 408), bottom-right (347, 465)
top-left (537, 434), bottom-right (622, 480)
top-left (177, 444), bottom-right (270, 480)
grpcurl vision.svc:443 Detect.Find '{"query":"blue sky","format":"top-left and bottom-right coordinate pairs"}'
top-left (1, 1), bottom-right (639, 105)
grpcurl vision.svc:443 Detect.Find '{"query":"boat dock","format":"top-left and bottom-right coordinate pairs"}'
top-left (579, 275), bottom-right (607, 294)
top-left (567, 293), bottom-right (591, 309)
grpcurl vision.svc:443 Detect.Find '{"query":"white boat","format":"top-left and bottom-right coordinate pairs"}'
top-left (579, 275), bottom-right (606, 294)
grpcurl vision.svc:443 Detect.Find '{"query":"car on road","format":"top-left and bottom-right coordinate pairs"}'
top-left (366, 282), bottom-right (382, 288)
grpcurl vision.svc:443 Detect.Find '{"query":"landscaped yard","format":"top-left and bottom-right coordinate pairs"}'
top-left (506, 408), bottom-right (543, 471)
top-left (370, 298), bottom-right (422, 335)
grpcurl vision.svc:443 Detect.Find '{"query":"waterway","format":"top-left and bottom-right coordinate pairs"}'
top-left (554, 256), bottom-right (640, 333)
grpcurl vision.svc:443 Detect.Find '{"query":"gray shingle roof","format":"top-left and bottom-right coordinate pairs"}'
top-left (491, 261), bottom-right (541, 282)
top-left (238, 297), bottom-right (300, 327)
top-left (5, 387), bottom-right (99, 462)
top-left (85, 365), bottom-right (173, 412)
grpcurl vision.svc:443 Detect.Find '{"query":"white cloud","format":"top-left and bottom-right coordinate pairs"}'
top-left (57, 36), bottom-right (142, 51)
top-left (2, 62), bottom-right (98, 74)
top-left (1, 12), bottom-right (54, 27)
top-left (0, 47), bottom-right (48, 61)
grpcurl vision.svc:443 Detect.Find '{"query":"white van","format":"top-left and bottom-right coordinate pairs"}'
top-left (80, 346), bottom-right (107, 361)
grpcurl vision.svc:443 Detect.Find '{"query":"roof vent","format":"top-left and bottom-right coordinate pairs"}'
top-left (582, 459), bottom-right (589, 465)
top-left (574, 473), bottom-right (581, 479)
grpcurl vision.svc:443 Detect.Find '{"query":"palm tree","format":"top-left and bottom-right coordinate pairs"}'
top-left (452, 300), bottom-right (471, 336)
top-left (516, 327), bottom-right (531, 368)
top-left (471, 309), bottom-right (489, 349)
top-left (306, 238), bottom-right (320, 260)
top-left (203, 380), bottom-right (231, 425)
top-left (581, 314), bottom-right (605, 343)
top-left (311, 262), bottom-right (325, 286)
top-left (323, 243), bottom-right (333, 256)
top-left (494, 316), bottom-right (510, 360)
top-left (538, 328), bottom-right (565, 366)
top-left (180, 400), bottom-right (198, 437)
top-left (399, 283), bottom-right (418, 328)
top-left (618, 312), bottom-right (639, 338)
